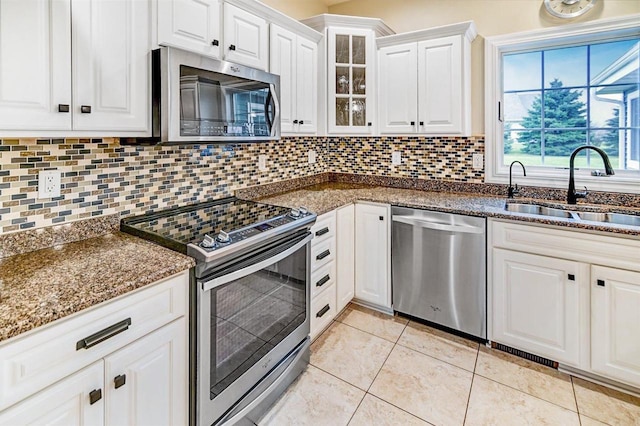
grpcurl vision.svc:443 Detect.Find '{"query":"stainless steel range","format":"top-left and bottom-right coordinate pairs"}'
top-left (121, 197), bottom-right (316, 425)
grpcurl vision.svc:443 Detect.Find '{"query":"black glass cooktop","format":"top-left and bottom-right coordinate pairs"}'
top-left (121, 197), bottom-right (292, 253)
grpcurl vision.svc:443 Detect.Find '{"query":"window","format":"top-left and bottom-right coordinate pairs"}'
top-left (485, 16), bottom-right (640, 193)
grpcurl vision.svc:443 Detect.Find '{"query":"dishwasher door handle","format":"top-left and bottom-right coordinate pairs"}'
top-left (392, 215), bottom-right (484, 234)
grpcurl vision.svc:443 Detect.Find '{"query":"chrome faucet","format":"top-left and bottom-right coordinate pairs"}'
top-left (508, 161), bottom-right (526, 198)
top-left (567, 145), bottom-right (615, 204)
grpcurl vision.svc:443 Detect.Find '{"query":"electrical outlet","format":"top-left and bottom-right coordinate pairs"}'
top-left (258, 155), bottom-right (268, 171)
top-left (308, 150), bottom-right (317, 164)
top-left (38, 170), bottom-right (61, 199)
top-left (472, 154), bottom-right (484, 170)
top-left (392, 151), bottom-right (402, 166)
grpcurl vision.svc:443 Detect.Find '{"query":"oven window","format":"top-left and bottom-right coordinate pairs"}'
top-left (209, 245), bottom-right (307, 399)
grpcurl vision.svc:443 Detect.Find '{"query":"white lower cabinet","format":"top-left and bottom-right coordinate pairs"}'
top-left (591, 266), bottom-right (640, 388)
top-left (492, 248), bottom-right (589, 367)
top-left (354, 202), bottom-right (391, 309)
top-left (105, 319), bottom-right (186, 426)
top-left (0, 362), bottom-right (104, 426)
top-left (490, 219), bottom-right (640, 389)
top-left (0, 271), bottom-right (189, 424)
top-left (336, 204), bottom-right (355, 312)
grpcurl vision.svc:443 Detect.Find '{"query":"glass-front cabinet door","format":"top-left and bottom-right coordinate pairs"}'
top-left (328, 27), bottom-right (375, 134)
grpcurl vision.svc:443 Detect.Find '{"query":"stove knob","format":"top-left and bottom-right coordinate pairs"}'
top-left (201, 234), bottom-right (216, 248)
top-left (299, 206), bottom-right (308, 215)
top-left (216, 230), bottom-right (231, 244)
top-left (289, 208), bottom-right (300, 218)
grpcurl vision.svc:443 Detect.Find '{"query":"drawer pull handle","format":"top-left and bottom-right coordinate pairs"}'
top-left (76, 318), bottom-right (132, 350)
top-left (316, 304), bottom-right (330, 318)
top-left (568, 274), bottom-right (575, 281)
top-left (80, 105), bottom-right (92, 113)
top-left (58, 104), bottom-right (70, 113)
top-left (315, 227), bottom-right (329, 237)
top-left (316, 250), bottom-right (330, 260)
top-left (597, 279), bottom-right (605, 287)
top-left (114, 374), bottom-right (126, 389)
top-left (89, 389), bottom-right (102, 405)
top-left (316, 274), bottom-right (330, 287)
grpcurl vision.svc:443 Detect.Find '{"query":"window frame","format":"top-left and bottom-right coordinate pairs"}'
top-left (485, 15), bottom-right (640, 194)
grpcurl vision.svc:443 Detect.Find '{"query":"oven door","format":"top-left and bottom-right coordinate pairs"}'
top-left (197, 232), bottom-right (311, 425)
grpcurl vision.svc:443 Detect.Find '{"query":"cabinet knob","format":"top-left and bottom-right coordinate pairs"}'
top-left (419, 121), bottom-right (424, 126)
top-left (293, 119), bottom-right (298, 124)
top-left (81, 105), bottom-right (92, 114)
top-left (212, 39), bottom-right (219, 46)
top-left (367, 122), bottom-right (372, 126)
top-left (411, 121), bottom-right (415, 126)
top-left (379, 216), bottom-right (384, 221)
top-left (567, 274), bottom-right (575, 281)
top-left (58, 104), bottom-right (70, 113)
top-left (229, 44), bottom-right (236, 51)
top-left (89, 389), bottom-right (102, 405)
top-left (114, 374), bottom-right (126, 389)
top-left (597, 279), bottom-right (605, 287)
top-left (299, 120), bottom-right (304, 125)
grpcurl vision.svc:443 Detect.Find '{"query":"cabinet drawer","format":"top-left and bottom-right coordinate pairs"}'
top-left (0, 271), bottom-right (188, 411)
top-left (311, 261), bottom-right (336, 299)
top-left (311, 238), bottom-right (335, 271)
top-left (311, 284), bottom-right (337, 340)
top-left (490, 220), bottom-right (640, 272)
top-left (311, 211), bottom-right (336, 246)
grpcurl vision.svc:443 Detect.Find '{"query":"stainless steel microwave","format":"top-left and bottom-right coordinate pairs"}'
top-left (124, 47), bottom-right (280, 145)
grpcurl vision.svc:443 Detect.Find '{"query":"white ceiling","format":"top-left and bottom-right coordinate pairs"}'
top-left (321, 0), bottom-right (351, 6)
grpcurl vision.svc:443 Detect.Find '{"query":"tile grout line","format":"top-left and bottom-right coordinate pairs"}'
top-left (571, 376), bottom-right (584, 425)
top-left (462, 346), bottom-right (481, 425)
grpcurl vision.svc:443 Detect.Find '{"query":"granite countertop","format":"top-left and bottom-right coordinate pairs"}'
top-left (0, 232), bottom-right (195, 343)
top-left (256, 182), bottom-right (640, 237)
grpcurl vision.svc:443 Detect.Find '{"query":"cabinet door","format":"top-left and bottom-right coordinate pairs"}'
top-left (336, 204), bottom-right (355, 312)
top-left (378, 43), bottom-right (418, 134)
top-left (105, 318), bottom-right (187, 426)
top-left (0, 0), bottom-right (71, 131)
top-left (72, 0), bottom-right (150, 132)
top-left (270, 25), bottom-right (297, 133)
top-left (296, 35), bottom-right (318, 134)
top-left (223, 3), bottom-right (268, 70)
top-left (417, 35), bottom-right (463, 134)
top-left (157, 0), bottom-right (221, 59)
top-left (492, 249), bottom-right (589, 367)
top-left (0, 361), bottom-right (104, 426)
top-left (328, 27), bottom-right (375, 134)
top-left (355, 203), bottom-right (390, 309)
top-left (591, 266), bottom-right (640, 387)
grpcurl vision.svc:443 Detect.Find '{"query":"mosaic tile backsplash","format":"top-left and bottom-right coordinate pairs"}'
top-left (0, 136), bottom-right (483, 233)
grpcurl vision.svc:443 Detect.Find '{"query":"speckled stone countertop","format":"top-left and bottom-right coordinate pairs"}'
top-left (256, 182), bottom-right (640, 237)
top-left (0, 232), bottom-right (194, 343)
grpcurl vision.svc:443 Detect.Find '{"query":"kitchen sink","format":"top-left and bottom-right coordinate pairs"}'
top-left (505, 203), bottom-right (574, 219)
top-left (505, 203), bottom-right (640, 227)
top-left (578, 211), bottom-right (640, 226)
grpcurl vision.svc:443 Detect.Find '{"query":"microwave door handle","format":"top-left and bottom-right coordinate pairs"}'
top-left (267, 83), bottom-right (279, 137)
top-left (265, 90), bottom-right (273, 131)
top-left (200, 234), bottom-right (312, 292)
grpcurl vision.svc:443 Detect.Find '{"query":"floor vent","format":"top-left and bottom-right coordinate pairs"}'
top-left (490, 342), bottom-right (559, 369)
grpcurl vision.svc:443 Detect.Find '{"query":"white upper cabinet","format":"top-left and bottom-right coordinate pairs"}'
top-left (270, 25), bottom-right (318, 134)
top-left (0, 0), bottom-right (150, 136)
top-left (0, 0), bottom-right (71, 131)
top-left (157, 0), bottom-right (221, 59)
top-left (378, 43), bottom-right (417, 134)
top-left (377, 22), bottom-right (476, 136)
top-left (223, 3), bottom-right (268, 70)
top-left (72, 0), bottom-right (150, 132)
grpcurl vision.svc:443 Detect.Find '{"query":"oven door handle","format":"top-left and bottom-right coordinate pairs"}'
top-left (200, 234), bottom-right (312, 292)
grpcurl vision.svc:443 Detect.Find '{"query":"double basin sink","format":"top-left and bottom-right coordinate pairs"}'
top-left (505, 203), bottom-right (640, 227)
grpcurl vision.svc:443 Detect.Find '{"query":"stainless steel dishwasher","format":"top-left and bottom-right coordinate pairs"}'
top-left (391, 206), bottom-right (486, 339)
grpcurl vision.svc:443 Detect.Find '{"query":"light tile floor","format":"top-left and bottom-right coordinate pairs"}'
top-left (259, 304), bottom-right (640, 426)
